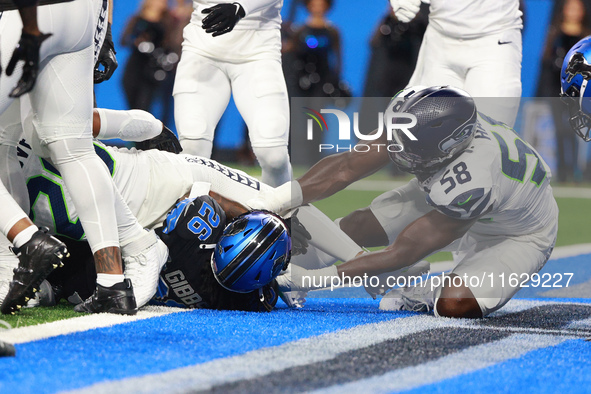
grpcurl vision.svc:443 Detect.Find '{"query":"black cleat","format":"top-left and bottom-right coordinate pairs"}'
top-left (135, 125), bottom-right (183, 154)
top-left (1, 228), bottom-right (68, 315)
top-left (0, 340), bottom-right (15, 357)
top-left (74, 279), bottom-right (137, 315)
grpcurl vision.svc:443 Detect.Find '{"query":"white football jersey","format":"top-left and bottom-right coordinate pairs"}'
top-left (420, 113), bottom-right (558, 237)
top-left (191, 0), bottom-right (282, 30)
top-left (17, 140), bottom-right (271, 239)
top-left (427, 0), bottom-right (522, 39)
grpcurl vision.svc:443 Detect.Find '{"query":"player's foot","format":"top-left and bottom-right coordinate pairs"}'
top-left (1, 228), bottom-right (68, 315)
top-left (0, 340), bottom-right (15, 357)
top-left (122, 230), bottom-right (169, 308)
top-left (74, 279), bottom-right (137, 315)
top-left (379, 277), bottom-right (435, 312)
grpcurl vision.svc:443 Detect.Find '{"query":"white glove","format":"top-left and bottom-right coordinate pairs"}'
top-left (246, 181), bottom-right (303, 216)
top-left (390, 0), bottom-right (421, 23)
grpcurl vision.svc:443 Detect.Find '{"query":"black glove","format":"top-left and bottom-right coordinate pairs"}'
top-left (94, 23), bottom-right (118, 84)
top-left (136, 125), bottom-right (183, 154)
top-left (202, 2), bottom-right (246, 37)
top-left (284, 210), bottom-right (312, 256)
top-left (5, 31), bottom-right (51, 98)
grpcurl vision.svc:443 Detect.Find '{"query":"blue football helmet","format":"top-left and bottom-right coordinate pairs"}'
top-left (387, 86), bottom-right (477, 176)
top-left (561, 35), bottom-right (591, 141)
top-left (211, 211), bottom-right (291, 293)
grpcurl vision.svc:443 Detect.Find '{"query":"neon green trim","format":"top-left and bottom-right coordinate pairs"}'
top-left (457, 195), bottom-right (473, 206)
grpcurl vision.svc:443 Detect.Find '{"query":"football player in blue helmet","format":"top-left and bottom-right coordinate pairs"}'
top-left (212, 211), bottom-right (291, 293)
top-left (560, 35), bottom-right (591, 141)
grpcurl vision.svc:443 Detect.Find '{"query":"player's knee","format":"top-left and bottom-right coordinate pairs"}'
top-left (435, 278), bottom-right (483, 319)
top-left (253, 146), bottom-right (289, 173)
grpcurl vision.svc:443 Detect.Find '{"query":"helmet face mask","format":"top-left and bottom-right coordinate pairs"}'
top-left (211, 211), bottom-right (291, 294)
top-left (387, 86), bottom-right (477, 176)
top-left (560, 37), bottom-right (591, 142)
top-left (561, 80), bottom-right (591, 142)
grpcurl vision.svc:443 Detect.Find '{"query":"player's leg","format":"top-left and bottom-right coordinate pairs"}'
top-left (464, 29), bottom-right (522, 127)
top-left (27, 4), bottom-right (135, 314)
top-left (434, 231), bottom-right (554, 318)
top-left (173, 50), bottom-right (232, 158)
top-left (230, 59), bottom-right (292, 187)
top-left (407, 25), bottom-right (465, 89)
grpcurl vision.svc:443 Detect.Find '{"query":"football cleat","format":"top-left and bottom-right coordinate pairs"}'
top-left (1, 228), bottom-right (67, 315)
top-left (74, 279), bottom-right (137, 315)
top-left (135, 125), bottom-right (183, 154)
top-left (379, 276), bottom-right (436, 312)
top-left (0, 340), bottom-right (15, 357)
top-left (122, 230), bottom-right (169, 308)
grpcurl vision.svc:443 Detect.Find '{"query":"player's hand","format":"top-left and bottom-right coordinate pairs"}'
top-left (5, 31), bottom-right (51, 98)
top-left (94, 23), bottom-right (118, 84)
top-left (284, 210), bottom-right (312, 256)
top-left (276, 265), bottom-right (308, 308)
top-left (389, 0), bottom-right (421, 23)
top-left (202, 2), bottom-right (246, 37)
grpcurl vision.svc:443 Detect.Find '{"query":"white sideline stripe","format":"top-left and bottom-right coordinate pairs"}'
top-left (0, 306), bottom-right (188, 344)
top-left (313, 334), bottom-right (567, 394)
top-left (345, 180), bottom-right (591, 199)
top-left (430, 243), bottom-right (591, 275)
top-left (67, 315), bottom-right (464, 394)
top-left (67, 300), bottom-right (552, 394)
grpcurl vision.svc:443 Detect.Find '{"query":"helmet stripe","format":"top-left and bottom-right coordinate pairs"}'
top-left (217, 220), bottom-right (284, 285)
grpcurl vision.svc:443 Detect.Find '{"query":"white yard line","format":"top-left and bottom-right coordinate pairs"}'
top-left (0, 306), bottom-right (188, 344)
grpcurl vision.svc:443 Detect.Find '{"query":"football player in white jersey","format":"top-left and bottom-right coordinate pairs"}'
top-left (248, 86), bottom-right (558, 318)
top-left (390, 0), bottom-right (523, 127)
top-left (173, 0), bottom-right (291, 187)
top-left (0, 0), bottom-right (172, 316)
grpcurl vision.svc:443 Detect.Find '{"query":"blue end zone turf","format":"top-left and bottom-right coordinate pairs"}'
top-left (405, 339), bottom-right (591, 394)
top-left (0, 299), bottom-right (409, 393)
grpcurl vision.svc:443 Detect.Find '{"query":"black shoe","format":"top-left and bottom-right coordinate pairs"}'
top-left (1, 228), bottom-right (68, 315)
top-left (74, 279), bottom-right (137, 315)
top-left (0, 340), bottom-right (15, 357)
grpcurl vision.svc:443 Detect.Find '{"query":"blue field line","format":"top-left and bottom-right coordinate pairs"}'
top-left (401, 338), bottom-right (591, 394)
top-left (0, 298), bottom-right (405, 394)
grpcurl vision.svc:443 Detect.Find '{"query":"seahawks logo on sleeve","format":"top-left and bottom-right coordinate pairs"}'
top-left (426, 187), bottom-right (493, 220)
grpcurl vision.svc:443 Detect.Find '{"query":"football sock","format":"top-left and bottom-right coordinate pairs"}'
top-left (181, 138), bottom-right (213, 158)
top-left (96, 273), bottom-right (126, 288)
top-left (296, 205), bottom-right (363, 262)
top-left (11, 225), bottom-right (38, 249)
top-left (252, 146), bottom-right (292, 187)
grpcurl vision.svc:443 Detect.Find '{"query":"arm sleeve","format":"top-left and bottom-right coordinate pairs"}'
top-left (238, 0), bottom-right (279, 16)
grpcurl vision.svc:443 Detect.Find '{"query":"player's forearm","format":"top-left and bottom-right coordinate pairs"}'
top-left (237, 0), bottom-right (278, 16)
top-left (14, 3), bottom-right (41, 36)
top-left (298, 152), bottom-right (380, 204)
top-left (337, 211), bottom-right (472, 278)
